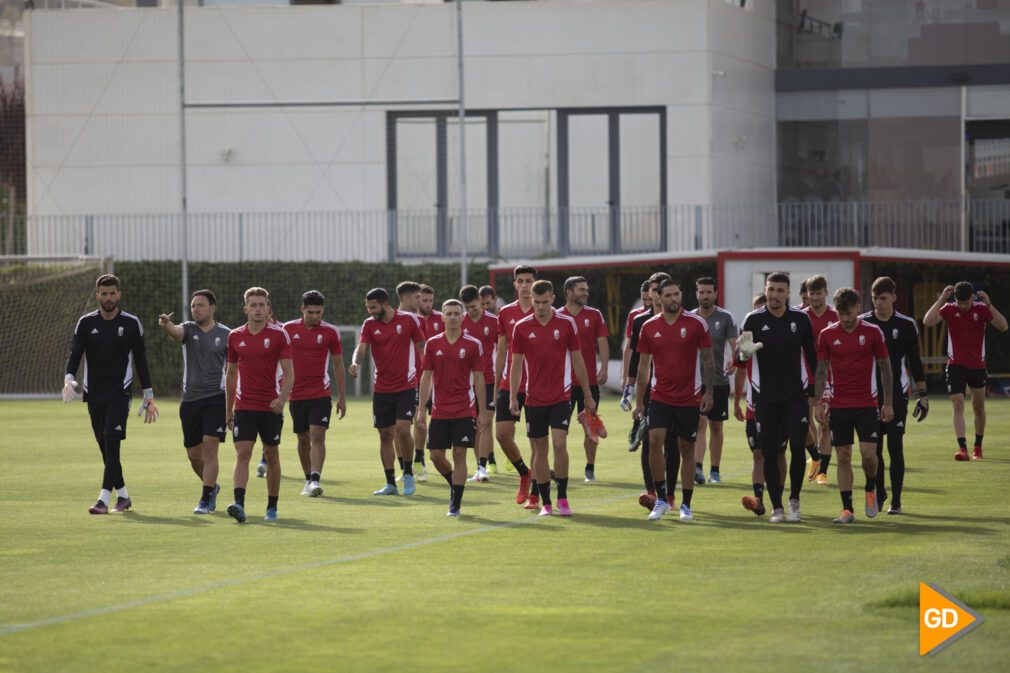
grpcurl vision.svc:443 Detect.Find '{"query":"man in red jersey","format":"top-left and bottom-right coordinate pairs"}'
top-left (225, 287), bottom-right (294, 523)
top-left (814, 287), bottom-right (893, 523)
top-left (621, 280), bottom-right (654, 410)
top-left (559, 276), bottom-right (609, 483)
top-left (479, 285), bottom-right (498, 313)
top-left (495, 265), bottom-right (538, 506)
top-left (350, 288), bottom-right (426, 496)
top-left (283, 290), bottom-right (346, 499)
top-left (460, 284), bottom-right (500, 480)
top-left (634, 278), bottom-right (714, 522)
top-left (397, 280), bottom-right (432, 480)
top-left (415, 300), bottom-right (490, 517)
top-left (804, 275), bottom-right (839, 485)
top-left (419, 284), bottom-right (443, 337)
top-left (509, 280), bottom-right (595, 517)
top-left (924, 281), bottom-right (1008, 460)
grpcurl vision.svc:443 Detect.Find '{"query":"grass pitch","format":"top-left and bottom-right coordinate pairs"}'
top-left (1, 397), bottom-right (1009, 673)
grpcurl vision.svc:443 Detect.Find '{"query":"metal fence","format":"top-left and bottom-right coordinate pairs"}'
top-left (3, 200), bottom-right (1008, 261)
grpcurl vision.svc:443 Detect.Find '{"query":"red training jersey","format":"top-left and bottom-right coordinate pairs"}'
top-left (497, 300), bottom-right (534, 392)
top-left (511, 312), bottom-right (580, 406)
top-left (282, 319), bottom-right (342, 401)
top-left (626, 306), bottom-right (648, 338)
top-left (637, 312), bottom-right (712, 407)
top-left (816, 319), bottom-right (888, 408)
top-left (423, 311), bottom-right (443, 338)
top-left (803, 305), bottom-right (839, 338)
top-left (462, 310), bottom-right (499, 384)
top-left (939, 301), bottom-right (993, 370)
top-left (559, 305), bottom-right (609, 385)
top-left (228, 323), bottom-right (292, 412)
top-left (360, 309), bottom-right (425, 394)
top-left (422, 332), bottom-right (484, 419)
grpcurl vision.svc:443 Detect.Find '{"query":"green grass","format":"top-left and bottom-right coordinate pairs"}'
top-left (2, 397), bottom-right (1009, 673)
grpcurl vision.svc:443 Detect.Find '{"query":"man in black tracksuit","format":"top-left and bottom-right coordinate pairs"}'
top-left (64, 274), bottom-right (159, 515)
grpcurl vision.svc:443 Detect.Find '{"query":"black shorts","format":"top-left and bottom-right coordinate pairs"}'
top-left (647, 401), bottom-right (699, 442)
top-left (745, 418), bottom-right (758, 451)
top-left (754, 394), bottom-right (808, 455)
top-left (473, 383), bottom-right (495, 411)
top-left (233, 409), bottom-right (283, 446)
top-left (879, 397), bottom-right (908, 436)
top-left (829, 407), bottom-right (879, 447)
top-left (495, 389), bottom-right (526, 423)
top-left (428, 417), bottom-right (476, 450)
top-left (180, 394), bottom-right (226, 448)
top-left (570, 385), bottom-right (601, 414)
top-left (702, 384), bottom-right (730, 422)
top-left (88, 395), bottom-right (131, 444)
top-left (425, 396), bottom-right (432, 414)
top-left (525, 402), bottom-right (572, 438)
top-left (289, 397), bottom-right (332, 434)
top-left (946, 365), bottom-right (987, 396)
top-left (372, 389), bottom-right (418, 429)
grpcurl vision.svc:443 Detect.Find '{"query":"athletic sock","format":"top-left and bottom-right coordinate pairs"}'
top-left (841, 490), bottom-right (853, 512)
top-left (818, 453), bottom-right (832, 474)
top-left (267, 495), bottom-right (278, 509)
top-left (116, 486), bottom-right (129, 500)
top-left (975, 434), bottom-right (983, 449)
top-left (310, 471), bottom-right (320, 482)
top-left (585, 463), bottom-right (594, 472)
top-left (957, 436), bottom-right (967, 450)
top-left (402, 461), bottom-right (414, 476)
top-left (806, 443), bottom-right (819, 461)
top-left (488, 451), bottom-right (497, 465)
top-left (384, 468), bottom-right (396, 485)
top-left (682, 488), bottom-right (693, 508)
top-left (414, 449), bottom-right (425, 465)
top-left (654, 480), bottom-right (667, 501)
top-left (531, 480), bottom-right (539, 497)
top-left (710, 464), bottom-right (719, 474)
top-left (695, 462), bottom-right (703, 470)
top-left (398, 457), bottom-right (406, 470)
top-left (201, 484), bottom-right (214, 502)
top-left (556, 478), bottom-right (569, 500)
top-left (99, 488), bottom-right (112, 505)
top-left (478, 457), bottom-right (488, 468)
top-left (537, 481), bottom-right (552, 506)
top-left (304, 472), bottom-right (311, 481)
top-left (753, 483), bottom-right (764, 500)
top-left (451, 484), bottom-right (464, 510)
top-left (511, 459), bottom-right (530, 476)
top-left (865, 476), bottom-right (876, 493)
top-left (234, 488), bottom-right (246, 507)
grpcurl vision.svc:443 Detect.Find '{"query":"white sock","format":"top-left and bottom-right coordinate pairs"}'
top-left (99, 489), bottom-right (112, 505)
top-left (116, 486), bottom-right (129, 499)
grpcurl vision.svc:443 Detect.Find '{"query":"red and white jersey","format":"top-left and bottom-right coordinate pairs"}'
top-left (816, 319), bottom-right (888, 408)
top-left (636, 312), bottom-right (712, 407)
top-left (360, 310), bottom-right (425, 394)
top-left (939, 301), bottom-right (993, 370)
top-left (559, 305), bottom-right (609, 385)
top-left (282, 319), bottom-right (342, 401)
top-left (626, 306), bottom-right (649, 338)
top-left (423, 311), bottom-right (444, 338)
top-left (803, 305), bottom-right (839, 339)
top-left (422, 332), bottom-right (484, 419)
top-left (228, 323), bottom-right (292, 412)
top-left (462, 310), bottom-right (498, 384)
top-left (511, 312), bottom-right (580, 406)
top-left (497, 300), bottom-right (534, 392)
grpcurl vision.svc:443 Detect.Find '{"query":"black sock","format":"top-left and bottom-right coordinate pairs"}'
top-left (267, 495), bottom-right (278, 509)
top-left (488, 452), bottom-right (497, 464)
top-left (511, 459), bottom-right (529, 477)
top-left (818, 453), bottom-right (832, 474)
top-left (710, 465), bottom-right (719, 473)
top-left (654, 480), bottom-right (667, 501)
top-left (398, 457), bottom-right (406, 470)
top-left (402, 461), bottom-right (414, 476)
top-left (682, 488), bottom-right (693, 508)
top-left (537, 481), bottom-right (552, 506)
top-left (865, 475), bottom-right (876, 493)
top-left (531, 480), bottom-right (539, 498)
top-left (440, 470), bottom-right (452, 485)
top-left (450, 484), bottom-right (464, 510)
top-left (234, 488), bottom-right (245, 506)
top-left (841, 490), bottom-right (853, 512)
top-left (806, 443), bottom-right (819, 461)
top-left (957, 436), bottom-right (967, 450)
top-left (585, 463), bottom-right (594, 472)
top-left (310, 471), bottom-right (320, 482)
top-left (753, 483), bottom-right (764, 499)
top-left (975, 434), bottom-right (983, 448)
top-left (888, 434), bottom-right (905, 507)
top-left (304, 472), bottom-right (311, 481)
top-left (201, 484), bottom-right (214, 502)
top-left (414, 449), bottom-right (425, 464)
top-left (556, 478), bottom-right (569, 500)
top-left (384, 468), bottom-right (396, 485)
top-left (478, 457), bottom-right (488, 468)
top-left (695, 462), bottom-right (703, 470)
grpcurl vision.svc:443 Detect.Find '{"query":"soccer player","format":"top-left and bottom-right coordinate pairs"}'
top-left (862, 277), bottom-right (927, 514)
top-left (158, 289), bottom-right (229, 514)
top-left (224, 288), bottom-right (293, 523)
top-left (691, 276), bottom-right (738, 485)
top-left (396, 280), bottom-right (429, 480)
top-left (559, 276), bottom-right (609, 483)
top-left (460, 284), bottom-right (499, 481)
top-left (479, 285), bottom-right (498, 313)
top-left (814, 288), bottom-right (893, 523)
top-left (621, 280), bottom-right (654, 409)
top-left (803, 275), bottom-right (839, 485)
top-left (419, 284), bottom-right (443, 336)
top-left (256, 300), bottom-right (282, 479)
top-left (509, 280), bottom-right (596, 517)
top-left (795, 278), bottom-right (810, 310)
top-left (634, 278), bottom-right (714, 522)
top-left (737, 272), bottom-right (817, 523)
top-left (64, 274), bottom-right (159, 515)
top-left (495, 265), bottom-right (538, 506)
top-left (923, 281), bottom-right (1008, 460)
top-left (283, 290), bottom-right (346, 498)
top-left (415, 300), bottom-right (490, 516)
top-left (349, 288), bottom-right (426, 495)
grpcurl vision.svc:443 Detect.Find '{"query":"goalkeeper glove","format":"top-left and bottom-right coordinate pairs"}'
top-left (736, 331), bottom-right (763, 360)
top-left (62, 374), bottom-right (78, 404)
top-left (912, 392), bottom-right (929, 422)
top-left (620, 385), bottom-right (634, 411)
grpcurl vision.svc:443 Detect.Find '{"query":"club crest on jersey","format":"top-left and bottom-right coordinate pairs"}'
top-left (459, 348), bottom-right (466, 359)
top-left (892, 328), bottom-right (899, 340)
top-left (973, 313), bottom-right (979, 321)
top-left (553, 329), bottom-right (560, 340)
top-left (264, 338), bottom-right (270, 348)
top-left (790, 322), bottom-right (797, 333)
top-left (317, 334), bottom-right (323, 344)
top-left (680, 327), bottom-right (687, 338)
top-left (715, 321), bottom-right (721, 330)
top-left (215, 337), bottom-right (221, 347)
top-left (584, 318), bottom-right (590, 328)
top-left (117, 326), bottom-right (124, 337)
top-left (484, 326), bottom-right (490, 336)
top-left (396, 324), bottom-right (402, 334)
top-left (859, 334), bottom-right (866, 346)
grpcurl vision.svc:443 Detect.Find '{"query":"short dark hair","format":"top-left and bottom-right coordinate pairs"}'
top-left (513, 265), bottom-right (537, 280)
top-left (532, 279), bottom-right (553, 296)
top-left (871, 277), bottom-right (896, 296)
top-left (766, 272), bottom-right (790, 286)
top-left (459, 285), bottom-right (480, 304)
top-left (191, 289), bottom-right (216, 306)
top-left (833, 287), bottom-right (860, 313)
top-left (302, 290), bottom-right (325, 306)
top-left (563, 276), bottom-right (587, 294)
top-left (954, 281), bottom-right (974, 301)
top-left (479, 285), bottom-right (496, 298)
top-left (753, 293), bottom-right (767, 308)
top-left (806, 275), bottom-right (827, 293)
top-left (419, 284), bottom-right (434, 296)
top-left (640, 280), bottom-right (651, 293)
top-left (441, 299), bottom-right (463, 312)
top-left (396, 281), bottom-right (420, 298)
top-left (695, 276), bottom-right (716, 289)
top-left (658, 278), bottom-right (681, 292)
top-left (648, 272), bottom-right (672, 286)
top-left (366, 287), bottom-right (389, 303)
top-left (799, 279), bottom-right (808, 294)
top-left (95, 274), bottom-right (120, 290)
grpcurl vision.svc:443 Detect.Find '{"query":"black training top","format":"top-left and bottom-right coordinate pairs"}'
top-left (861, 310), bottom-right (925, 402)
top-left (628, 308), bottom-right (660, 379)
top-left (740, 305), bottom-right (817, 404)
top-left (65, 309), bottom-right (152, 401)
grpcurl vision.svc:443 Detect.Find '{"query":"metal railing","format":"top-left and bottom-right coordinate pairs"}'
top-left (5, 200), bottom-right (1009, 261)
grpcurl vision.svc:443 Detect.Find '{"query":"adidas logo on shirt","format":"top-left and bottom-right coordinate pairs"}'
top-left (761, 325), bottom-right (771, 331)
top-left (239, 341), bottom-right (246, 347)
top-left (833, 339), bottom-right (842, 345)
top-left (436, 350), bottom-right (444, 356)
top-left (897, 421), bottom-right (904, 427)
top-left (273, 435), bottom-right (280, 441)
top-left (870, 432), bottom-right (878, 438)
top-left (406, 410), bottom-right (412, 417)
top-left (321, 417), bottom-right (328, 423)
top-left (374, 329), bottom-right (381, 335)
top-left (800, 417), bottom-right (808, 423)
top-left (528, 332), bottom-right (536, 338)
top-left (293, 334), bottom-right (301, 339)
top-left (654, 331), bottom-right (662, 337)
top-left (114, 425), bottom-right (122, 431)
top-left (461, 436), bottom-right (470, 442)
top-left (91, 328), bottom-right (99, 334)
top-left (216, 427), bottom-right (224, 433)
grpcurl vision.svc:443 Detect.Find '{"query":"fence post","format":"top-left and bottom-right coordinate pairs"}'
top-left (386, 210), bottom-right (397, 263)
top-left (694, 205), bottom-right (703, 250)
top-left (84, 215), bottom-right (93, 255)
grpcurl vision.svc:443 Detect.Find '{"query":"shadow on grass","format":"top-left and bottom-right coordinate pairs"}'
top-left (268, 517), bottom-right (361, 534)
top-left (116, 512), bottom-right (215, 527)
